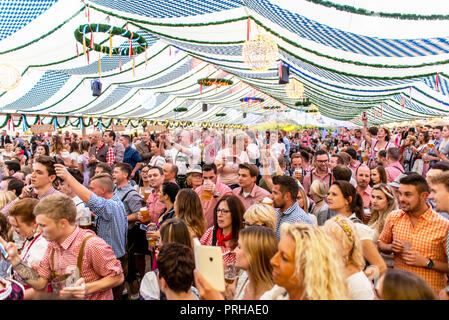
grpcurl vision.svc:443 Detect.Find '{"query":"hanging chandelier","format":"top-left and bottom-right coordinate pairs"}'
top-left (242, 33), bottom-right (279, 71)
top-left (285, 78), bottom-right (304, 99)
top-left (0, 64), bottom-right (21, 91)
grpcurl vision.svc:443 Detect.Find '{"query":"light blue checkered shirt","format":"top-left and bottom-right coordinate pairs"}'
top-left (87, 193), bottom-right (128, 259)
top-left (275, 202), bottom-right (312, 239)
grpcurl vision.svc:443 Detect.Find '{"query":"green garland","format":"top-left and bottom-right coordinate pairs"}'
top-left (197, 78), bottom-right (233, 86)
top-left (295, 99), bottom-right (312, 106)
top-left (215, 113), bottom-right (227, 117)
top-left (74, 23), bottom-right (148, 56)
top-left (304, 0), bottom-right (449, 20)
top-left (173, 107), bottom-right (188, 112)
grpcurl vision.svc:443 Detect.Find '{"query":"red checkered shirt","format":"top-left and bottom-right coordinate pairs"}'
top-left (379, 206), bottom-right (449, 294)
top-left (200, 226), bottom-right (236, 265)
top-left (35, 226), bottom-right (123, 300)
top-left (106, 146), bottom-right (115, 166)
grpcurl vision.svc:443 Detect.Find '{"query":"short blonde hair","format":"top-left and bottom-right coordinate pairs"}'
top-left (0, 190), bottom-right (17, 210)
top-left (243, 204), bottom-right (277, 231)
top-left (33, 193), bottom-right (76, 224)
top-left (310, 180), bottom-right (329, 199)
top-left (280, 223), bottom-right (350, 300)
top-left (323, 216), bottom-right (365, 270)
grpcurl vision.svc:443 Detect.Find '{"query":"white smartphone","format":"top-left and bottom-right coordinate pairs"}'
top-left (193, 238), bottom-right (225, 292)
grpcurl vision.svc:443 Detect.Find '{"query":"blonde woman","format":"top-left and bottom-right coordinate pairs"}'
top-left (0, 191), bottom-right (16, 210)
top-left (261, 224), bottom-right (350, 300)
top-left (297, 187), bottom-right (317, 225)
top-left (323, 216), bottom-right (375, 300)
top-left (368, 183), bottom-right (397, 269)
top-left (368, 184), bottom-right (397, 241)
top-left (243, 204), bottom-right (277, 230)
top-left (230, 226), bottom-right (278, 300)
top-left (3, 143), bottom-right (15, 160)
top-left (309, 180), bottom-right (329, 226)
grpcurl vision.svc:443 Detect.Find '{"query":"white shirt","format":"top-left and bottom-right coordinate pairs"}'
top-left (346, 271), bottom-right (375, 300)
top-left (149, 155), bottom-right (166, 168)
top-left (247, 143), bottom-right (260, 162)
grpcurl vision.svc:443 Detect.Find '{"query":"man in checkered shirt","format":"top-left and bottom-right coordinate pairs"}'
top-left (378, 173), bottom-right (449, 295)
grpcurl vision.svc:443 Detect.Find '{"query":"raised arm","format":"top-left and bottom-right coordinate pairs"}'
top-left (54, 164), bottom-right (92, 203)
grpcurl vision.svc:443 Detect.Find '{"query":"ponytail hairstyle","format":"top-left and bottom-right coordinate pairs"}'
top-left (331, 180), bottom-right (364, 221)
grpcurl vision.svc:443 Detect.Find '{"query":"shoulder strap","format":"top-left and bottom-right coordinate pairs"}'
top-left (121, 189), bottom-right (139, 202)
top-left (50, 248), bottom-right (56, 279)
top-left (77, 235), bottom-right (96, 276)
top-left (211, 227), bottom-right (217, 246)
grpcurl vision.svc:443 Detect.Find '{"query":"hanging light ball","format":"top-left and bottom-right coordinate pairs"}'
top-left (0, 64), bottom-right (21, 91)
top-left (285, 78), bottom-right (304, 99)
top-left (140, 92), bottom-right (157, 110)
top-left (242, 33), bottom-right (279, 71)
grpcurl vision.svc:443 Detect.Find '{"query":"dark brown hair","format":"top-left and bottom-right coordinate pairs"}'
top-left (157, 242), bottom-right (195, 293)
top-left (371, 165), bottom-right (387, 184)
top-left (331, 180), bottom-right (364, 221)
top-left (213, 194), bottom-right (245, 249)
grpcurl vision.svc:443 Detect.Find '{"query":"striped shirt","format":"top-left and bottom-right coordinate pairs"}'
top-left (87, 193), bottom-right (127, 259)
top-left (275, 202), bottom-right (312, 239)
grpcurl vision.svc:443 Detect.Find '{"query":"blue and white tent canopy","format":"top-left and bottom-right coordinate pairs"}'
top-left (1, 0), bottom-right (449, 126)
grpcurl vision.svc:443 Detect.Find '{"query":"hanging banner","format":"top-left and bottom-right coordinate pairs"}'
top-left (30, 124), bottom-right (54, 133)
top-left (111, 124), bottom-right (126, 131)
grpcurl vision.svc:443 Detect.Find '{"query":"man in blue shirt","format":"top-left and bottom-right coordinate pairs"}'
top-left (54, 164), bottom-right (128, 299)
top-left (271, 175), bottom-right (312, 239)
top-left (119, 134), bottom-right (143, 180)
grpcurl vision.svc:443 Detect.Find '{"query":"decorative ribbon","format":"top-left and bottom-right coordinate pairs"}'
top-left (247, 18), bottom-right (250, 41)
top-left (89, 24), bottom-right (94, 49)
top-left (129, 32), bottom-right (133, 58)
top-left (436, 73), bottom-right (440, 92)
top-left (99, 52), bottom-right (101, 78)
top-left (87, 49), bottom-right (90, 64)
top-left (109, 28), bottom-right (113, 58)
top-left (132, 58), bottom-right (135, 77)
top-left (119, 55), bottom-right (122, 71)
top-left (76, 43), bottom-right (79, 57)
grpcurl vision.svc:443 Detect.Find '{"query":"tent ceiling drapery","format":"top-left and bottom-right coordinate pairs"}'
top-left (0, 0), bottom-right (449, 127)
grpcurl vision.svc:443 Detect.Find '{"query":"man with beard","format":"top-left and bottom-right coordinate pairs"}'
top-left (378, 173), bottom-right (449, 295)
top-left (271, 175), bottom-right (312, 239)
top-left (145, 166), bottom-right (166, 224)
top-left (355, 165), bottom-right (372, 210)
top-left (428, 171), bottom-right (449, 299)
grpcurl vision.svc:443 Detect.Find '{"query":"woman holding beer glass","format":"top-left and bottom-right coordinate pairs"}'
top-left (200, 194), bottom-right (245, 265)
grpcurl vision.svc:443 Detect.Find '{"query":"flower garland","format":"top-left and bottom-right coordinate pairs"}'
top-left (197, 78), bottom-right (233, 86)
top-left (74, 23), bottom-right (148, 56)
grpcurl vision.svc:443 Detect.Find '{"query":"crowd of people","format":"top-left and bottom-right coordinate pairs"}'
top-left (0, 119), bottom-right (448, 301)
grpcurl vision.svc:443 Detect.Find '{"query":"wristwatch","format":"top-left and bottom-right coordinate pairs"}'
top-left (425, 258), bottom-right (434, 270)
